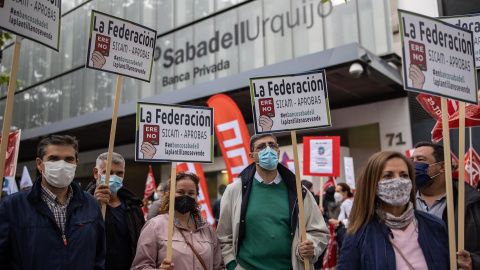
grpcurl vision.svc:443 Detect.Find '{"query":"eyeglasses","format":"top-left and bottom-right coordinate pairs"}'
top-left (254, 142), bottom-right (279, 151)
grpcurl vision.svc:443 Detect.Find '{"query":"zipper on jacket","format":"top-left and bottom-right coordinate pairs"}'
top-left (62, 234), bottom-right (68, 245)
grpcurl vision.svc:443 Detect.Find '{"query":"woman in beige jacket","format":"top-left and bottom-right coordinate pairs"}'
top-left (131, 172), bottom-right (225, 270)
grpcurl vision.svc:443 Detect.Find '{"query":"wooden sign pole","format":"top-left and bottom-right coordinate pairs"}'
top-left (469, 127), bottom-right (473, 186)
top-left (101, 75), bottom-right (123, 219)
top-left (291, 131), bottom-right (310, 270)
top-left (166, 162), bottom-right (177, 261)
top-left (440, 98), bottom-right (457, 270)
top-left (0, 36), bottom-right (22, 201)
top-left (319, 177), bottom-right (324, 208)
top-left (457, 102), bottom-right (466, 252)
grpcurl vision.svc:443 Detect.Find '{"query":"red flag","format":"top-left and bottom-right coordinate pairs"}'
top-left (176, 163), bottom-right (215, 226)
top-left (323, 177), bottom-right (336, 191)
top-left (465, 148), bottom-right (480, 187)
top-left (207, 94), bottom-right (252, 183)
top-left (323, 224), bottom-right (338, 269)
top-left (143, 166), bottom-right (156, 201)
top-left (405, 148), bottom-right (415, 158)
top-left (0, 130), bottom-right (21, 177)
top-left (416, 93), bottom-right (480, 142)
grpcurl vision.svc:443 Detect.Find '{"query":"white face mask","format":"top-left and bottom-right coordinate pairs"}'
top-left (42, 160), bottom-right (77, 188)
top-left (334, 192), bottom-right (343, 202)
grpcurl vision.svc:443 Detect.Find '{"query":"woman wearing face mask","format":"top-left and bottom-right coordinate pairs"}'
top-left (131, 171), bottom-right (225, 270)
top-left (322, 186), bottom-right (341, 223)
top-left (328, 183), bottom-right (353, 228)
top-left (337, 151), bottom-right (449, 270)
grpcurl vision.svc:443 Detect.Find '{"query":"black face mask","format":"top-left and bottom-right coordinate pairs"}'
top-left (174, 195), bottom-right (196, 214)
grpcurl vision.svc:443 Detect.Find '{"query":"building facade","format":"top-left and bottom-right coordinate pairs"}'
top-left (1, 0), bottom-right (476, 199)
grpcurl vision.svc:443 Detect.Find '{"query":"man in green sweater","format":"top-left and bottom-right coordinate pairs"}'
top-left (217, 134), bottom-right (329, 270)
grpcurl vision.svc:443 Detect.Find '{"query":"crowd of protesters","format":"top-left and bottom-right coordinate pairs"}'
top-left (0, 133), bottom-right (479, 270)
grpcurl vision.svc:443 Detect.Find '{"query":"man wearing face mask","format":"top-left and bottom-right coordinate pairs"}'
top-left (217, 134), bottom-right (329, 270)
top-left (413, 141), bottom-right (480, 270)
top-left (85, 152), bottom-right (145, 270)
top-left (0, 135), bottom-right (106, 269)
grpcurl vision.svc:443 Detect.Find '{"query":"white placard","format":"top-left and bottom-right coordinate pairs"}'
top-left (344, 157), bottom-right (355, 189)
top-left (0, 0), bottom-right (61, 50)
top-left (399, 10), bottom-right (478, 105)
top-left (440, 14), bottom-right (480, 68)
top-left (309, 139), bottom-right (333, 174)
top-left (86, 10), bottom-right (157, 82)
top-left (135, 102), bottom-right (214, 163)
top-left (286, 160), bottom-right (295, 174)
top-left (249, 70), bottom-right (331, 134)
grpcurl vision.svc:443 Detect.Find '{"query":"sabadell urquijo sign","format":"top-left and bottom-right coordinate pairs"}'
top-left (152, 0), bottom-right (336, 87)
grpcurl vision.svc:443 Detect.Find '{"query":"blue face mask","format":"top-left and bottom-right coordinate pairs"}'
top-left (413, 161), bottom-right (442, 188)
top-left (257, 146), bottom-right (279, 170)
top-left (100, 175), bottom-right (123, 195)
top-left (154, 192), bottom-right (159, 201)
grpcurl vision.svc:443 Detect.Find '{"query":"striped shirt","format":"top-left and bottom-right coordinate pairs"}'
top-left (40, 184), bottom-right (73, 234)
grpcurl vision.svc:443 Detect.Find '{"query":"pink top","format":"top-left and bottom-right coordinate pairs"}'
top-left (389, 219), bottom-right (428, 270)
top-left (131, 214), bottom-right (225, 270)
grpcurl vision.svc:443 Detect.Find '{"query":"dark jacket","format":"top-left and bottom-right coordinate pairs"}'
top-left (237, 162), bottom-right (309, 249)
top-left (86, 181), bottom-right (145, 270)
top-left (443, 179), bottom-right (480, 269)
top-left (337, 211), bottom-right (449, 270)
top-left (0, 176), bottom-right (106, 270)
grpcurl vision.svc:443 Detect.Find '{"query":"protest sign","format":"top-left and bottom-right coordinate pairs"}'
top-left (249, 70), bottom-right (331, 134)
top-left (135, 102), bottom-right (214, 163)
top-left (344, 157), bottom-right (355, 189)
top-left (86, 10), bottom-right (157, 82)
top-left (0, 1), bottom-right (60, 199)
top-left (0, 0), bottom-right (61, 50)
top-left (440, 14), bottom-right (480, 68)
top-left (303, 136), bottom-right (340, 177)
top-left (399, 10), bottom-right (478, 105)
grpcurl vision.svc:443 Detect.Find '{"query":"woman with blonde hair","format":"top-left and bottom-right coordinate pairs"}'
top-left (337, 151), bottom-right (449, 269)
top-left (131, 171), bottom-right (225, 270)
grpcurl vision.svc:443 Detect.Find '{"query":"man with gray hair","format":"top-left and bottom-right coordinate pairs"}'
top-left (217, 133), bottom-right (329, 270)
top-left (85, 152), bottom-right (145, 270)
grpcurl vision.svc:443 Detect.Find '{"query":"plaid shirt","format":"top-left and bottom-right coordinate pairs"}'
top-left (40, 185), bottom-right (73, 234)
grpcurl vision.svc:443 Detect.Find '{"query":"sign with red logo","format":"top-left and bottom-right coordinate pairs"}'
top-left (95, 34), bottom-right (111, 56)
top-left (259, 98), bottom-right (275, 117)
top-left (143, 125), bottom-right (160, 145)
top-left (409, 41), bottom-right (427, 71)
top-left (303, 136), bottom-right (340, 177)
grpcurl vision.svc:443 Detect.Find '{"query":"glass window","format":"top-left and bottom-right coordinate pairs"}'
top-left (238, 1), bottom-right (264, 72)
top-left (262, 0), bottom-right (293, 66)
top-left (214, 8), bottom-right (239, 78)
top-left (323, 0), bottom-right (359, 50)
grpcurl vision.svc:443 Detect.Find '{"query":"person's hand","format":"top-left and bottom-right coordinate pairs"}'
top-left (91, 51), bottom-right (106, 68)
top-left (94, 184), bottom-right (111, 205)
top-left (141, 142), bottom-right (157, 159)
top-left (409, 64), bottom-right (425, 89)
top-left (258, 115), bottom-right (273, 131)
top-left (457, 250), bottom-right (472, 270)
top-left (320, 206), bottom-right (324, 215)
top-left (159, 259), bottom-right (174, 269)
top-left (329, 219), bottom-right (340, 226)
top-left (298, 240), bottom-right (315, 260)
